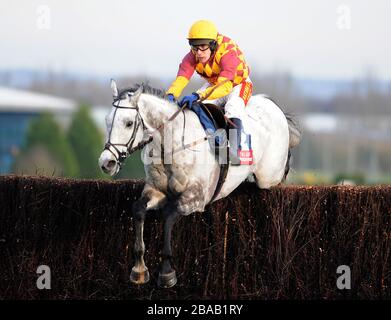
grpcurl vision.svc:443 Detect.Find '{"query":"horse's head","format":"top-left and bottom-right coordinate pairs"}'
top-left (98, 79), bottom-right (148, 176)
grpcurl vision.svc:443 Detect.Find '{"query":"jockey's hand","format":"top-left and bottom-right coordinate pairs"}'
top-left (179, 92), bottom-right (200, 108)
top-left (166, 94), bottom-right (176, 103)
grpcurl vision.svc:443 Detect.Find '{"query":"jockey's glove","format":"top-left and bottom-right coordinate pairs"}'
top-left (166, 93), bottom-right (176, 103)
top-left (179, 92), bottom-right (200, 108)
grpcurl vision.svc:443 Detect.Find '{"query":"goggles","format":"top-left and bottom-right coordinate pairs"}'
top-left (191, 45), bottom-right (210, 52)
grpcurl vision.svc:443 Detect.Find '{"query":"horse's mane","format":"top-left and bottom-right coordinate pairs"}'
top-left (118, 83), bottom-right (167, 100)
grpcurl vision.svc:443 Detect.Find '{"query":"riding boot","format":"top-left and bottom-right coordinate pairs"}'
top-left (228, 118), bottom-right (253, 166)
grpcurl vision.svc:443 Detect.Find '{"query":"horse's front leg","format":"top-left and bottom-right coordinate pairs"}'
top-left (130, 185), bottom-right (167, 285)
top-left (129, 196), bottom-right (150, 284)
top-left (158, 185), bottom-right (205, 288)
top-left (158, 204), bottom-right (180, 288)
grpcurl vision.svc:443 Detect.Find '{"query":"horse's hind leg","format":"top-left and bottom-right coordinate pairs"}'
top-left (254, 149), bottom-right (289, 188)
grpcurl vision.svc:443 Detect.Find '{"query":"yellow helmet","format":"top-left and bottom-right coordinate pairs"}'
top-left (188, 20), bottom-right (218, 41)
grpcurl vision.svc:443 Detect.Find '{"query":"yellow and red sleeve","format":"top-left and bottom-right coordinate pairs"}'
top-left (197, 77), bottom-right (233, 100)
top-left (166, 76), bottom-right (189, 99)
top-left (166, 52), bottom-right (196, 98)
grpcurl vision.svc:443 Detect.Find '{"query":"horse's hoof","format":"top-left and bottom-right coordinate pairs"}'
top-left (157, 270), bottom-right (177, 288)
top-left (130, 267), bottom-right (150, 285)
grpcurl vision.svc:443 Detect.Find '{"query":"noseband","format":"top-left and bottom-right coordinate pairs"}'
top-left (104, 97), bottom-right (153, 168)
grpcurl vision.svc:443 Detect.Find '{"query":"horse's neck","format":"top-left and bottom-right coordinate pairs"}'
top-left (139, 94), bottom-right (177, 130)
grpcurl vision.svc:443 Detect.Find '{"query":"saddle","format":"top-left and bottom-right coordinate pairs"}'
top-left (198, 103), bottom-right (227, 131)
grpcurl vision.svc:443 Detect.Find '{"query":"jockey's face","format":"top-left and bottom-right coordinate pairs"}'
top-left (191, 44), bottom-right (212, 64)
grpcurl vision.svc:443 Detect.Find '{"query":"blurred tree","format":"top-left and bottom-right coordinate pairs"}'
top-left (333, 172), bottom-right (366, 185)
top-left (12, 145), bottom-right (63, 176)
top-left (67, 104), bottom-right (105, 178)
top-left (20, 112), bottom-right (79, 177)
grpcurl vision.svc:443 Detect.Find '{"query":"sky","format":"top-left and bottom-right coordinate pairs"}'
top-left (0, 0), bottom-right (391, 81)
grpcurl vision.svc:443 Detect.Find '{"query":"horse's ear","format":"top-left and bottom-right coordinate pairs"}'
top-left (129, 85), bottom-right (143, 105)
top-left (111, 79), bottom-right (119, 99)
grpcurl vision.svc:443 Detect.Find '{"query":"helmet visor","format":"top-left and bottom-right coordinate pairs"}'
top-left (188, 39), bottom-right (213, 46)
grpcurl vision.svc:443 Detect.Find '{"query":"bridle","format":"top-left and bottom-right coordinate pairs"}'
top-left (103, 81), bottom-right (230, 170)
top-left (103, 94), bottom-right (153, 168)
top-left (104, 91), bottom-right (188, 169)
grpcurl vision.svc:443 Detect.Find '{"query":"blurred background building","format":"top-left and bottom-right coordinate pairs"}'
top-left (295, 112), bottom-right (391, 183)
top-left (0, 86), bottom-right (76, 174)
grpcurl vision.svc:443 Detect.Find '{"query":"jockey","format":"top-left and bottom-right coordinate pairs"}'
top-left (166, 20), bottom-right (253, 165)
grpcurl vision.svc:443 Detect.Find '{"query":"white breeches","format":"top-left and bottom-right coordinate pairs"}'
top-left (199, 77), bottom-right (253, 119)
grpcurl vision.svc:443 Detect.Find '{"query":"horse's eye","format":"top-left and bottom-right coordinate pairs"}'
top-left (126, 121), bottom-right (133, 128)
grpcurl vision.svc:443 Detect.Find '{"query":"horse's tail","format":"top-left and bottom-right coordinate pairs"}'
top-left (285, 113), bottom-right (302, 149)
top-left (260, 94), bottom-right (302, 149)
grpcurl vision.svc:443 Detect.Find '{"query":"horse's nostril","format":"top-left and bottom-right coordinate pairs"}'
top-left (107, 160), bottom-right (116, 169)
